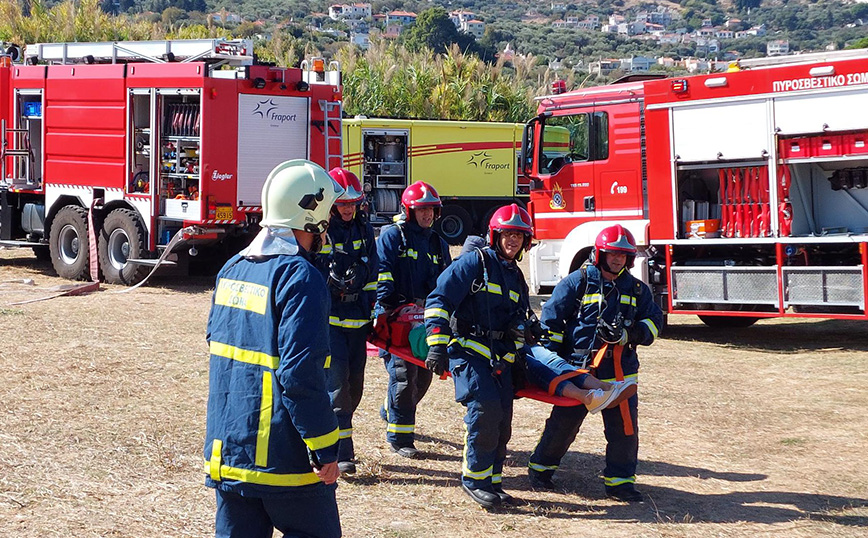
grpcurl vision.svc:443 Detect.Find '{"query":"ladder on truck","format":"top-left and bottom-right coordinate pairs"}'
top-left (320, 100), bottom-right (343, 171)
top-left (24, 38), bottom-right (255, 66)
top-left (0, 119), bottom-right (37, 187)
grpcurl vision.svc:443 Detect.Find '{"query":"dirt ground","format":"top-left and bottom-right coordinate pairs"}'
top-left (0, 246), bottom-right (866, 538)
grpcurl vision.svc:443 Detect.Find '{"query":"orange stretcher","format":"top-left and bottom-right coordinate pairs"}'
top-left (368, 334), bottom-right (582, 407)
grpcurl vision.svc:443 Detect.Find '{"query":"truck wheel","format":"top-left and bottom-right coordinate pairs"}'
top-left (49, 205), bottom-right (91, 281)
top-left (436, 205), bottom-right (471, 245)
top-left (698, 315), bottom-right (759, 328)
top-left (98, 208), bottom-right (148, 285)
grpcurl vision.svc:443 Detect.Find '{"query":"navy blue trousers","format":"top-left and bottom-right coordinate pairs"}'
top-left (327, 325), bottom-right (368, 461)
top-left (381, 350), bottom-right (432, 446)
top-left (450, 351), bottom-right (514, 491)
top-left (214, 484), bottom-right (341, 538)
top-left (528, 393), bottom-right (639, 488)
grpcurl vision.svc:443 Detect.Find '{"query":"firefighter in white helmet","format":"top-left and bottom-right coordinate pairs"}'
top-left (204, 160), bottom-right (345, 537)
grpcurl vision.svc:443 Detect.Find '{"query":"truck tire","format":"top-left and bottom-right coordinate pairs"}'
top-left (49, 205), bottom-right (91, 281)
top-left (436, 205), bottom-right (471, 245)
top-left (98, 208), bottom-right (148, 285)
top-left (697, 315), bottom-right (759, 328)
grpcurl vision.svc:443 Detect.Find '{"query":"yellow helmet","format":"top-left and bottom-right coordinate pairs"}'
top-left (260, 160), bottom-right (344, 232)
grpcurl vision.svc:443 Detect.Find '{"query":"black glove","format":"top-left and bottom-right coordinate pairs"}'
top-left (425, 344), bottom-right (449, 376)
top-left (597, 316), bottom-right (628, 345)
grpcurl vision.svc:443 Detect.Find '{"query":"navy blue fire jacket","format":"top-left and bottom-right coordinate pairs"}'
top-left (425, 246), bottom-right (527, 364)
top-left (377, 220), bottom-right (451, 309)
top-left (541, 263), bottom-right (663, 380)
top-left (204, 251), bottom-right (339, 496)
top-left (317, 213), bottom-right (378, 330)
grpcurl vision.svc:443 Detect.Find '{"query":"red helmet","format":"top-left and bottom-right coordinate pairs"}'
top-left (329, 167), bottom-right (364, 203)
top-left (594, 224), bottom-right (637, 269)
top-left (489, 203), bottom-right (533, 259)
top-left (401, 181), bottom-right (441, 211)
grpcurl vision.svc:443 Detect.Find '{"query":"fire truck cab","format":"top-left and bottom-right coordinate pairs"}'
top-left (0, 39), bottom-right (342, 285)
top-left (524, 49), bottom-right (868, 325)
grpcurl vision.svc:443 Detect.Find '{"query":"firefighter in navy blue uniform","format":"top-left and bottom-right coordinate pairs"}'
top-left (423, 204), bottom-right (534, 508)
top-left (376, 181), bottom-right (451, 458)
top-left (527, 224), bottom-right (663, 503)
top-left (204, 160), bottom-right (345, 538)
top-left (316, 167), bottom-right (378, 476)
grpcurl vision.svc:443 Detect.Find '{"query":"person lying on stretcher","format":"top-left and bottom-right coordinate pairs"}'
top-left (421, 204), bottom-right (634, 509)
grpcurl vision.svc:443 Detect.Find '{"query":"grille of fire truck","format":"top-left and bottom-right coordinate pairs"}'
top-left (24, 39), bottom-right (255, 66)
top-left (671, 266), bottom-right (779, 306)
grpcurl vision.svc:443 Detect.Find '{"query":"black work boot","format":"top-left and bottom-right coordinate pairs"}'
top-left (337, 461), bottom-right (356, 474)
top-left (492, 484), bottom-right (515, 504)
top-left (461, 484), bottom-right (501, 509)
top-left (606, 483), bottom-right (644, 503)
top-left (527, 469), bottom-right (556, 490)
top-left (389, 442), bottom-right (419, 459)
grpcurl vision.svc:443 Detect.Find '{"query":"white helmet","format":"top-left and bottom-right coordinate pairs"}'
top-left (260, 160), bottom-right (344, 233)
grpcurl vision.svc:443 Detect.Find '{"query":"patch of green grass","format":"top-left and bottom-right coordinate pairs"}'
top-left (780, 437), bottom-right (807, 447)
top-left (0, 308), bottom-right (24, 316)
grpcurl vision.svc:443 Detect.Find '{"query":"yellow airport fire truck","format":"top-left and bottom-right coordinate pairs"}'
top-left (342, 117), bottom-right (528, 244)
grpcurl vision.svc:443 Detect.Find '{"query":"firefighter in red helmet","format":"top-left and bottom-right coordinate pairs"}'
top-left (314, 167), bottom-right (378, 475)
top-left (527, 224), bottom-right (663, 502)
top-left (375, 181), bottom-right (451, 458)
top-left (424, 207), bottom-right (635, 508)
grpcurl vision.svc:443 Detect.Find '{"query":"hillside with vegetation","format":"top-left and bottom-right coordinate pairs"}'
top-left (1, 0), bottom-right (867, 122)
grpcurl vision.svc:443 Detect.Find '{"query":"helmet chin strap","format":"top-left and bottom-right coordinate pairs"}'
top-left (310, 233), bottom-right (324, 254)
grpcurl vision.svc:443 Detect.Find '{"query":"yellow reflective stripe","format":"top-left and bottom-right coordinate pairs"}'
top-left (492, 473), bottom-right (502, 484)
top-left (641, 318), bottom-right (659, 338)
top-left (457, 337), bottom-right (491, 359)
top-left (210, 341), bottom-right (279, 370)
top-left (599, 373), bottom-right (639, 383)
top-left (378, 272), bottom-right (393, 282)
top-left (582, 293), bottom-right (603, 305)
top-left (203, 460), bottom-right (321, 487)
top-left (303, 427), bottom-right (339, 451)
top-left (503, 352), bottom-right (515, 364)
top-left (509, 290), bottom-right (520, 303)
top-left (334, 243), bottom-right (344, 250)
top-left (255, 371), bottom-right (273, 467)
top-left (427, 334), bottom-right (450, 346)
top-left (486, 282), bottom-right (502, 295)
top-left (324, 355), bottom-right (331, 369)
top-left (353, 240), bottom-right (362, 250)
top-left (462, 423), bottom-right (492, 480)
top-left (320, 244), bottom-right (333, 254)
top-left (363, 281), bottom-right (377, 291)
top-left (528, 461), bottom-right (558, 472)
top-left (329, 316), bottom-right (370, 329)
top-left (209, 439), bottom-right (223, 481)
top-left (403, 249), bottom-right (418, 260)
top-left (424, 307), bottom-right (450, 320)
top-left (387, 423), bottom-right (415, 434)
top-left (339, 428), bottom-right (353, 440)
top-left (214, 278), bottom-right (269, 315)
top-left (604, 475), bottom-right (636, 487)
top-left (620, 295), bottom-right (637, 306)
top-left (549, 332), bottom-right (563, 343)
top-left (430, 254), bottom-right (439, 264)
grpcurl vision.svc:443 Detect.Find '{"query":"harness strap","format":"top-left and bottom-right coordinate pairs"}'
top-left (612, 345), bottom-right (635, 436)
top-left (547, 370), bottom-right (587, 396)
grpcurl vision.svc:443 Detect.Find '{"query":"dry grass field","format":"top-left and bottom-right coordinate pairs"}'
top-left (0, 246), bottom-right (866, 538)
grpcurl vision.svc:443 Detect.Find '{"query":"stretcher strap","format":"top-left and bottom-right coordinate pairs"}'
top-left (547, 370), bottom-right (585, 396)
top-left (612, 346), bottom-right (635, 436)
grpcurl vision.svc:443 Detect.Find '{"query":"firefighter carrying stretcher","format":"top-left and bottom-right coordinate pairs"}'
top-left (375, 181), bottom-right (452, 458)
top-left (316, 168), bottom-right (379, 475)
top-left (527, 224), bottom-right (664, 503)
top-left (423, 204), bottom-right (636, 509)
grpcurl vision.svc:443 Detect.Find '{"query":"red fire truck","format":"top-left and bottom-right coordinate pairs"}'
top-left (0, 39), bottom-right (342, 284)
top-left (522, 49), bottom-right (868, 326)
